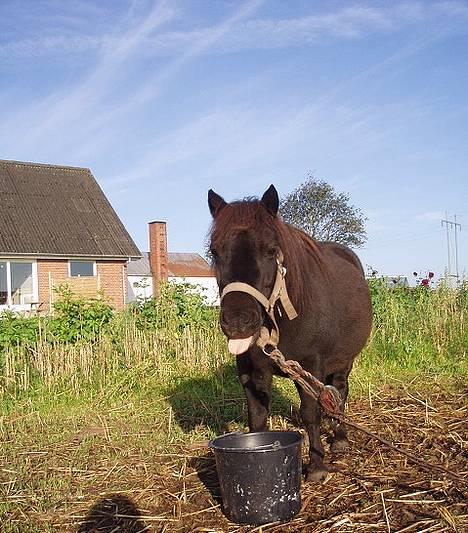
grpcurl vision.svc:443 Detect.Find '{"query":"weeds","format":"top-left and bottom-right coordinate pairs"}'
top-left (364, 279), bottom-right (467, 377)
top-left (0, 280), bottom-right (466, 402)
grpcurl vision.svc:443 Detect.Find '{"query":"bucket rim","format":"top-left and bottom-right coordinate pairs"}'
top-left (208, 430), bottom-right (303, 453)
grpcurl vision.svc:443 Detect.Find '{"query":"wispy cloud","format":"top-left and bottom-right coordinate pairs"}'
top-left (1, 1), bottom-right (175, 153)
top-left (3, 1), bottom-right (468, 58)
top-left (0, 35), bottom-right (100, 57)
top-left (106, 92), bottom-right (417, 189)
top-left (159, 0), bottom-right (468, 56)
top-left (0, 0), bottom-right (109, 56)
top-left (142, 5), bottom-right (395, 55)
top-left (1, 0), bottom-right (265, 161)
top-left (2, 0), bottom-right (466, 192)
top-left (415, 210), bottom-right (446, 222)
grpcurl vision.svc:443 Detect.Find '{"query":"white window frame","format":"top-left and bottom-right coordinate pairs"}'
top-left (0, 259), bottom-right (38, 312)
top-left (68, 260), bottom-right (96, 277)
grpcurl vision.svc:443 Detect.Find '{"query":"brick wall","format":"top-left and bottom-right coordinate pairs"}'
top-left (37, 259), bottom-right (68, 313)
top-left (37, 259), bottom-right (127, 312)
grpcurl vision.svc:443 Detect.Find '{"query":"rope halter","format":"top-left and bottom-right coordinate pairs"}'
top-left (220, 250), bottom-right (298, 349)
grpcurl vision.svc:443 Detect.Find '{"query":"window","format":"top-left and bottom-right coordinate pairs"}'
top-left (11, 262), bottom-right (33, 304)
top-left (0, 262), bottom-right (7, 305)
top-left (0, 260), bottom-right (36, 307)
top-left (69, 261), bottom-right (95, 277)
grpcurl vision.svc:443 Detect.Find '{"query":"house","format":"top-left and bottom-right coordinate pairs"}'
top-left (383, 276), bottom-right (409, 288)
top-left (0, 159), bottom-right (141, 312)
top-left (127, 221), bottom-right (219, 306)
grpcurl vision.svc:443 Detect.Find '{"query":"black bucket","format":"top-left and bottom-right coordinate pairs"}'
top-left (208, 431), bottom-right (303, 525)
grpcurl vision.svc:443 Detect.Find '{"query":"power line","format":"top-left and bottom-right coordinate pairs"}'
top-left (365, 228), bottom-right (444, 249)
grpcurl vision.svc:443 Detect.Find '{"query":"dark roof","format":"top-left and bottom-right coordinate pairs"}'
top-left (0, 159), bottom-right (141, 258)
top-left (127, 252), bottom-right (214, 277)
top-left (168, 253), bottom-right (214, 277)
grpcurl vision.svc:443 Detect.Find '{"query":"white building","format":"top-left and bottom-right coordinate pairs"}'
top-left (127, 222), bottom-right (219, 306)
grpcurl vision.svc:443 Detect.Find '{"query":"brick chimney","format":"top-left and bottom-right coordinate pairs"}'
top-left (148, 221), bottom-right (168, 296)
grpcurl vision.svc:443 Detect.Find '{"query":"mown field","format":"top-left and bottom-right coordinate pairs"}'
top-left (0, 281), bottom-right (467, 532)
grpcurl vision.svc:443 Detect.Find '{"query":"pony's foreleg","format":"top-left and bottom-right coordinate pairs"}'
top-left (237, 356), bottom-right (272, 432)
top-left (296, 384), bottom-right (328, 482)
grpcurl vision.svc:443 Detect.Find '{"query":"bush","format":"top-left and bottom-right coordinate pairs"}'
top-left (48, 285), bottom-right (114, 343)
top-left (0, 311), bottom-right (41, 349)
top-left (129, 281), bottom-right (215, 332)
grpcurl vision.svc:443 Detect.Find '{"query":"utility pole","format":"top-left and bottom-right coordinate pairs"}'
top-left (441, 214), bottom-right (462, 284)
top-left (454, 215), bottom-right (460, 281)
top-left (442, 212), bottom-right (451, 276)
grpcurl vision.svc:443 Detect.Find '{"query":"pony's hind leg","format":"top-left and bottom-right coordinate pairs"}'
top-left (326, 369), bottom-right (351, 453)
top-left (237, 355), bottom-right (272, 432)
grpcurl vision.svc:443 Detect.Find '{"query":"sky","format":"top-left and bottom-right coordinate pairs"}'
top-left (1, 0), bottom-right (467, 285)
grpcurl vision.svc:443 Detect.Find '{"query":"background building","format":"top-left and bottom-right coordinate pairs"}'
top-left (0, 159), bottom-right (141, 312)
top-left (127, 222), bottom-right (219, 306)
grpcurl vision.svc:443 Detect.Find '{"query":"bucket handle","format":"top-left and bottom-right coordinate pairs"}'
top-left (252, 440), bottom-right (282, 450)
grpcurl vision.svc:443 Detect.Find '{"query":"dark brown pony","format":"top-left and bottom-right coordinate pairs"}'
top-left (208, 185), bottom-right (372, 481)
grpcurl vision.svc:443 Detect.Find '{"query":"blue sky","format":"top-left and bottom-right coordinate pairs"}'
top-left (1, 0), bottom-right (467, 284)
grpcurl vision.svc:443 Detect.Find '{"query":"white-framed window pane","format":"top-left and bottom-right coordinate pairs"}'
top-left (0, 262), bottom-right (7, 304)
top-left (70, 261), bottom-right (94, 277)
top-left (11, 262), bottom-right (33, 305)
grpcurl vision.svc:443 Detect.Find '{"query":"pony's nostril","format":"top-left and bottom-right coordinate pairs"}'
top-left (240, 310), bottom-right (257, 327)
top-left (220, 312), bottom-right (229, 328)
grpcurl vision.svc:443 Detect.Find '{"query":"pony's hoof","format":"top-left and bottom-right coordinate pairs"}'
top-left (331, 437), bottom-right (350, 454)
top-left (305, 464), bottom-right (329, 483)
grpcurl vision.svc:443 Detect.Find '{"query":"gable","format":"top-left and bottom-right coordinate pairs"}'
top-left (0, 160), bottom-right (141, 259)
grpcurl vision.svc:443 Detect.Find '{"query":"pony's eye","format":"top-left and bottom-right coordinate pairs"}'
top-left (265, 248), bottom-right (277, 258)
top-left (210, 247), bottom-right (219, 259)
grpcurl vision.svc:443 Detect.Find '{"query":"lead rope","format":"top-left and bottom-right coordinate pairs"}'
top-left (221, 253), bottom-right (466, 485)
top-left (260, 343), bottom-right (466, 485)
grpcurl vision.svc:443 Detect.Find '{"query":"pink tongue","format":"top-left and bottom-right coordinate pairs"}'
top-left (228, 336), bottom-right (253, 355)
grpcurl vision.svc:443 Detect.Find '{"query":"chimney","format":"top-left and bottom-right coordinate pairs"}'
top-left (148, 221), bottom-right (168, 296)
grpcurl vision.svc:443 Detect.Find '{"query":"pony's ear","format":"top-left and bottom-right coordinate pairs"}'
top-left (261, 184), bottom-right (279, 216)
top-left (208, 189), bottom-right (227, 218)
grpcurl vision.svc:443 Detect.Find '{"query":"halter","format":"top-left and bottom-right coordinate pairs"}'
top-left (220, 250), bottom-right (298, 350)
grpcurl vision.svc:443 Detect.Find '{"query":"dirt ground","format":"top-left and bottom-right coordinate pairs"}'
top-left (3, 385), bottom-right (467, 532)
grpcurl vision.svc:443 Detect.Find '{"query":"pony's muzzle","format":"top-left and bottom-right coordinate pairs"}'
top-left (220, 292), bottom-right (263, 346)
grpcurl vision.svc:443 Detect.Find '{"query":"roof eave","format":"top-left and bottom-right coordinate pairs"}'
top-left (0, 252), bottom-right (142, 261)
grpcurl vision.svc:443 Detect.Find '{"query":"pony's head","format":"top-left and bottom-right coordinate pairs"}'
top-left (208, 185), bottom-right (284, 354)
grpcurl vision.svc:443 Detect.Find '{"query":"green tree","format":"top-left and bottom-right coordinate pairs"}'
top-left (280, 175), bottom-right (367, 247)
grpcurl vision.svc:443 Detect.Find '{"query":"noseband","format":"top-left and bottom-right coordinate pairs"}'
top-left (220, 250), bottom-right (298, 349)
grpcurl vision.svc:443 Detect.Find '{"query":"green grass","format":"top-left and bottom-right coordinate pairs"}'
top-left (1, 281), bottom-right (467, 420)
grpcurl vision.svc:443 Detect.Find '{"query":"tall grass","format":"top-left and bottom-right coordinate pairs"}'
top-left (0, 281), bottom-right (466, 402)
top-left (361, 279), bottom-right (467, 378)
top-left (1, 316), bottom-right (228, 399)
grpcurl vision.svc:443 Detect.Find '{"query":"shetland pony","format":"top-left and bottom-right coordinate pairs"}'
top-left (208, 185), bottom-right (372, 480)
